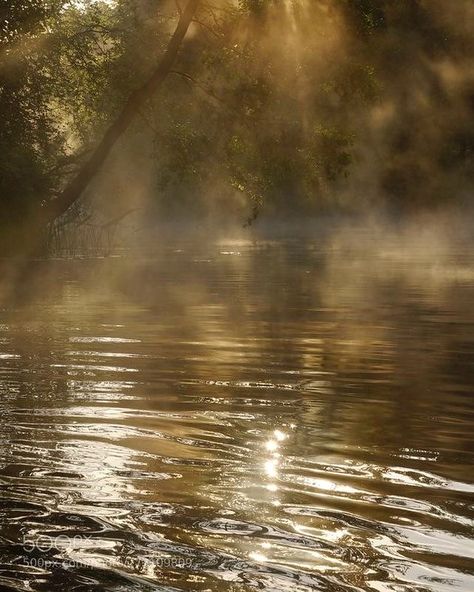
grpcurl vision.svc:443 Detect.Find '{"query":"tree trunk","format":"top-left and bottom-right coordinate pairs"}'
top-left (45, 0), bottom-right (200, 223)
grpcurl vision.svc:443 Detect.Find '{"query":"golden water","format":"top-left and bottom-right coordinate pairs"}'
top-left (1, 238), bottom-right (473, 591)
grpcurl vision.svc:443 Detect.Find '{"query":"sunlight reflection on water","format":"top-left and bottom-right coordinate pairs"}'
top-left (1, 237), bottom-right (474, 591)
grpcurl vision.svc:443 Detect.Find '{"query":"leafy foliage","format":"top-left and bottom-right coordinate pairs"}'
top-left (0, 0), bottom-right (473, 243)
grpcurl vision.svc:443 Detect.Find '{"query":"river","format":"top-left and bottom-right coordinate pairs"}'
top-left (1, 236), bottom-right (473, 591)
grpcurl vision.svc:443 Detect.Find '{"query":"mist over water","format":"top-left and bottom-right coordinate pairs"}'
top-left (2, 0), bottom-right (474, 590)
top-left (1, 234), bottom-right (474, 591)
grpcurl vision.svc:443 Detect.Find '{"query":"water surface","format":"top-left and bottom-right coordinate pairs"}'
top-left (1, 237), bottom-right (474, 591)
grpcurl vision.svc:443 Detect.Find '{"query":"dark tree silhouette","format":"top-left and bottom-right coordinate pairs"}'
top-left (46, 0), bottom-right (200, 223)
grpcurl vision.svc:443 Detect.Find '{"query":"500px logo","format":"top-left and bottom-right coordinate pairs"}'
top-left (155, 557), bottom-right (194, 569)
top-left (22, 534), bottom-right (93, 553)
top-left (23, 557), bottom-right (84, 569)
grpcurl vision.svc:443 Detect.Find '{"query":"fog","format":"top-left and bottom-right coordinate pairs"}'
top-left (36, 0), bottom-right (465, 255)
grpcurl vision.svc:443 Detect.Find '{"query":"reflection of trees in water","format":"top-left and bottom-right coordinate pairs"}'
top-left (1, 240), bottom-right (474, 588)
top-left (2, 241), bottom-right (473, 459)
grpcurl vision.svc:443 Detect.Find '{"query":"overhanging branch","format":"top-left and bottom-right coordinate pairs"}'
top-left (45, 0), bottom-right (201, 223)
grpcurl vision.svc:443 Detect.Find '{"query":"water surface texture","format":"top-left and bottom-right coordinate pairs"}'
top-left (1, 238), bottom-right (474, 591)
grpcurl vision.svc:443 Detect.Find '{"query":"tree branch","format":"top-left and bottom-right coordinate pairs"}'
top-left (45, 0), bottom-right (201, 223)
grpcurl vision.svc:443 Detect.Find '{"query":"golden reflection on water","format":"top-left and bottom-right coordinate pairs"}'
top-left (1, 237), bottom-right (474, 591)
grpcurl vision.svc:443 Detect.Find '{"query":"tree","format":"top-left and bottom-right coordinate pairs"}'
top-left (2, 0), bottom-right (472, 256)
top-left (1, 0), bottom-right (200, 255)
top-left (45, 0), bottom-right (201, 223)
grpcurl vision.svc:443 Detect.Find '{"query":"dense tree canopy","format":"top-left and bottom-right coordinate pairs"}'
top-left (0, 0), bottom-right (473, 251)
